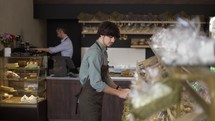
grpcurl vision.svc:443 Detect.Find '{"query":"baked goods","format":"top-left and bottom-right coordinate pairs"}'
top-left (23, 73), bottom-right (38, 80)
top-left (121, 70), bottom-right (133, 77)
top-left (29, 73), bottom-right (37, 78)
top-left (108, 72), bottom-right (115, 77)
top-left (21, 95), bottom-right (29, 103)
top-left (5, 63), bottom-right (19, 68)
top-left (2, 93), bottom-right (13, 99)
top-left (28, 95), bottom-right (37, 103)
top-left (24, 86), bottom-right (36, 92)
top-left (0, 85), bottom-right (16, 92)
top-left (25, 61), bottom-right (39, 69)
top-left (18, 61), bottom-right (27, 67)
top-left (21, 95), bottom-right (37, 103)
top-left (5, 71), bottom-right (20, 79)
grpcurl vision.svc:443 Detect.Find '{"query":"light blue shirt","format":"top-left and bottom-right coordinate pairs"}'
top-left (49, 36), bottom-right (73, 58)
top-left (79, 40), bottom-right (113, 92)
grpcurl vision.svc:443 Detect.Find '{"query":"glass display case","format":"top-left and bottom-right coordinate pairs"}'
top-left (0, 56), bottom-right (47, 107)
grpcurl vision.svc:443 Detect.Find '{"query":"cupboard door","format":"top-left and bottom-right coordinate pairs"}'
top-left (47, 79), bottom-right (81, 120)
top-left (102, 81), bottom-right (131, 121)
top-left (47, 79), bottom-right (130, 121)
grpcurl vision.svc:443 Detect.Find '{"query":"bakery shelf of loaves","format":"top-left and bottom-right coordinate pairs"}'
top-left (122, 56), bottom-right (213, 121)
top-left (122, 18), bottom-right (215, 121)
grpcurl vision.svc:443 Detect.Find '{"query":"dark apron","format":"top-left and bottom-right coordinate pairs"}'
top-left (79, 41), bottom-right (109, 121)
top-left (79, 65), bottom-right (109, 121)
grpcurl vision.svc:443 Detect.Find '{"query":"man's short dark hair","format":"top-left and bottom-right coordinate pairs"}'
top-left (56, 27), bottom-right (67, 34)
top-left (97, 21), bottom-right (120, 39)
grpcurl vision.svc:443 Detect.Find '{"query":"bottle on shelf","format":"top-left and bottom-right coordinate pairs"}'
top-left (20, 41), bottom-right (25, 49)
top-left (25, 41), bottom-right (30, 51)
top-left (15, 35), bottom-right (22, 48)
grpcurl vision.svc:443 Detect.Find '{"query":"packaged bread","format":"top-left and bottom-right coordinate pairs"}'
top-left (0, 85), bottom-right (16, 92)
top-left (5, 63), bottom-right (19, 68)
top-left (5, 71), bottom-right (20, 79)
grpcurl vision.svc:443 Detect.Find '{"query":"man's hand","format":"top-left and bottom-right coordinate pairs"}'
top-left (31, 48), bottom-right (41, 51)
top-left (31, 48), bottom-right (49, 52)
top-left (117, 88), bottom-right (130, 99)
top-left (103, 86), bottom-right (130, 99)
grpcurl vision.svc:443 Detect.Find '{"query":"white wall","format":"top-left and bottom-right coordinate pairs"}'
top-left (0, 0), bottom-right (46, 49)
top-left (81, 47), bottom-right (146, 67)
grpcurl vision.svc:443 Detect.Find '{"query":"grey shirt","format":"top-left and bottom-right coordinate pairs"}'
top-left (79, 40), bottom-right (113, 92)
top-left (49, 36), bottom-right (73, 58)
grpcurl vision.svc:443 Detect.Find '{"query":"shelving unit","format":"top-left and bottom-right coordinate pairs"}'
top-left (79, 20), bottom-right (175, 36)
top-left (79, 20), bottom-right (206, 24)
top-left (82, 31), bottom-right (153, 35)
top-left (79, 20), bottom-right (164, 49)
top-left (0, 56), bottom-right (47, 121)
top-left (130, 45), bottom-right (150, 48)
top-left (79, 20), bottom-right (207, 50)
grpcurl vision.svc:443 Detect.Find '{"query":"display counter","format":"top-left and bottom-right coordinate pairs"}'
top-left (46, 76), bottom-right (133, 121)
top-left (46, 75), bottom-right (135, 81)
top-left (0, 56), bottom-right (47, 121)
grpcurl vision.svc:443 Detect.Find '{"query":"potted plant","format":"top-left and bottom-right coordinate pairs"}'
top-left (0, 33), bottom-right (16, 57)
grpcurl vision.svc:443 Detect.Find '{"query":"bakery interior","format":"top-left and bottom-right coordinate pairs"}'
top-left (1, 0), bottom-right (215, 121)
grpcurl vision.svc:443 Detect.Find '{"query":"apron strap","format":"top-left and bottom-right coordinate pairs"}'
top-left (75, 87), bottom-right (83, 114)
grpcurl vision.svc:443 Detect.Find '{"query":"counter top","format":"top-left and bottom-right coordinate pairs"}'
top-left (46, 76), bottom-right (135, 81)
top-left (46, 76), bottom-right (80, 80)
top-left (111, 76), bottom-right (135, 81)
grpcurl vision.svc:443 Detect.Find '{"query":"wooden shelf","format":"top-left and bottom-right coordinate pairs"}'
top-left (130, 45), bottom-right (150, 48)
top-left (5, 67), bottom-right (40, 70)
top-left (79, 20), bottom-right (206, 24)
top-left (120, 32), bottom-right (153, 35)
top-left (7, 76), bottom-right (46, 82)
top-left (81, 32), bottom-right (97, 34)
top-left (79, 20), bottom-right (178, 24)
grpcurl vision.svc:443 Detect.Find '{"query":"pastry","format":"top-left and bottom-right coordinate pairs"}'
top-left (121, 70), bottom-right (133, 77)
top-left (0, 85), bottom-right (16, 92)
top-left (24, 86), bottom-right (35, 92)
top-left (3, 93), bottom-right (13, 99)
top-left (29, 73), bottom-right (37, 78)
top-left (25, 61), bottom-right (39, 69)
top-left (21, 95), bottom-right (29, 103)
top-left (18, 61), bottom-right (27, 67)
top-left (5, 63), bottom-right (19, 68)
top-left (28, 95), bottom-right (37, 103)
top-left (5, 71), bottom-right (20, 79)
